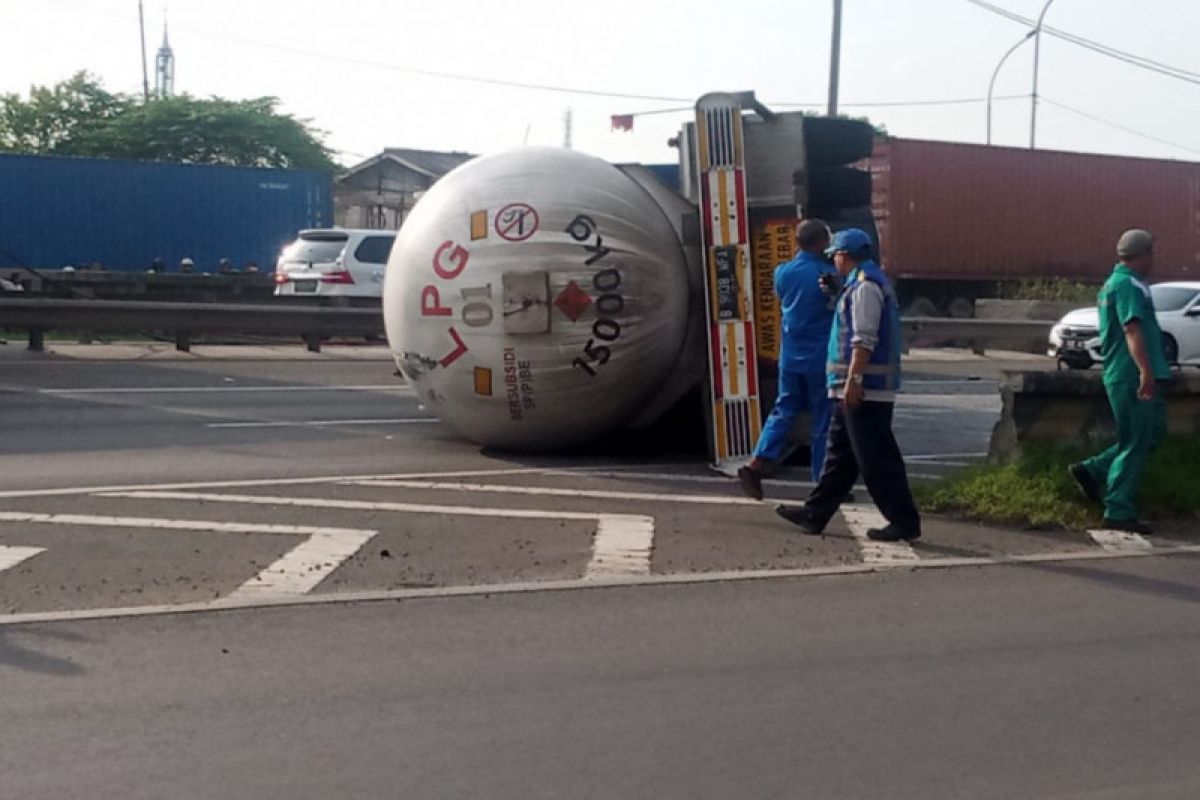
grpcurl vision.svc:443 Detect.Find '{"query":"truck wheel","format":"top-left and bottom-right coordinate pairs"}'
top-left (905, 297), bottom-right (940, 318)
top-left (948, 296), bottom-right (974, 318)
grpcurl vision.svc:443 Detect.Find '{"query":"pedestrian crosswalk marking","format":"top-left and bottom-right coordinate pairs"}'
top-left (0, 545), bottom-right (46, 575)
top-left (839, 504), bottom-right (921, 565)
top-left (100, 490), bottom-right (656, 579)
top-left (0, 511), bottom-right (377, 598)
top-left (1088, 529), bottom-right (1155, 553)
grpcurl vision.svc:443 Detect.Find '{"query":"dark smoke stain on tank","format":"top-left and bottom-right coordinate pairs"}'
top-left (399, 352), bottom-right (449, 407)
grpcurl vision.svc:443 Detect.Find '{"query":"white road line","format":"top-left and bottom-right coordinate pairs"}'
top-left (587, 516), bottom-right (655, 578)
top-left (0, 467), bottom-right (551, 500)
top-left (1088, 529), bottom-right (1156, 553)
top-left (542, 470), bottom-right (816, 488)
top-left (839, 504), bottom-right (921, 565)
top-left (101, 491), bottom-right (620, 520)
top-left (232, 529), bottom-right (377, 598)
top-left (0, 510), bottom-right (366, 537)
top-left (0, 511), bottom-right (377, 598)
top-left (99, 491), bottom-right (654, 577)
top-left (347, 479), bottom-right (778, 506)
top-left (3, 544), bottom-right (1198, 628)
top-left (0, 463), bottom-right (934, 503)
top-left (39, 384), bottom-right (410, 395)
top-left (207, 418), bottom-right (437, 429)
top-left (905, 452), bottom-right (989, 461)
top-left (0, 545), bottom-right (46, 573)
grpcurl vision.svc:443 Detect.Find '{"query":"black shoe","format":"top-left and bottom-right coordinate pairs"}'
top-left (1101, 518), bottom-right (1153, 535)
top-left (775, 505), bottom-right (825, 535)
top-left (1068, 463), bottom-right (1103, 504)
top-left (737, 465), bottom-right (764, 501)
top-left (867, 524), bottom-right (921, 542)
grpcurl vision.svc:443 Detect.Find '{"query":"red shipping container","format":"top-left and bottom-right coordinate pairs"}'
top-left (868, 138), bottom-right (1200, 283)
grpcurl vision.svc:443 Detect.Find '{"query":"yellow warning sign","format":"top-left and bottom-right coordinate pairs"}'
top-left (750, 219), bottom-right (799, 361)
top-left (470, 210), bottom-right (488, 241)
top-left (473, 366), bottom-right (493, 396)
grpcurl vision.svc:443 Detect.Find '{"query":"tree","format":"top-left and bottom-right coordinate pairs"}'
top-left (71, 95), bottom-right (338, 171)
top-left (0, 74), bottom-right (337, 172)
top-left (0, 72), bottom-right (129, 153)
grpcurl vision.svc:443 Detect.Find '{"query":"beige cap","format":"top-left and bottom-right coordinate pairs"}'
top-left (1117, 229), bottom-right (1153, 258)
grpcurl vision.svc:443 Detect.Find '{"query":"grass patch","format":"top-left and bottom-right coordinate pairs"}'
top-left (999, 278), bottom-right (1098, 304)
top-left (917, 436), bottom-right (1200, 529)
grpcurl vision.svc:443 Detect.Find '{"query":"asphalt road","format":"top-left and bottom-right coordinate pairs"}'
top-left (3, 557), bottom-right (1199, 799)
top-left (2, 346), bottom-right (1197, 798)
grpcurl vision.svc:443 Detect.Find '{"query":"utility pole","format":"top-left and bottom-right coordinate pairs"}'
top-left (1029, 0), bottom-right (1056, 148)
top-left (828, 0), bottom-right (843, 117)
top-left (138, 0), bottom-right (150, 102)
top-left (562, 108), bottom-right (573, 150)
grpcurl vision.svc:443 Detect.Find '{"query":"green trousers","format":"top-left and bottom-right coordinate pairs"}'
top-left (1081, 380), bottom-right (1166, 521)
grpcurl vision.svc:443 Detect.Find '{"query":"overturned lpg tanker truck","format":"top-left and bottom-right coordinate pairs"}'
top-left (384, 92), bottom-right (874, 468)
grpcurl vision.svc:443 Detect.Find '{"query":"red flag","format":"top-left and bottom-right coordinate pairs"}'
top-left (611, 114), bottom-right (634, 132)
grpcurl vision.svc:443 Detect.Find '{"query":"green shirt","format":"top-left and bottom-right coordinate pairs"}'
top-left (1097, 263), bottom-right (1171, 385)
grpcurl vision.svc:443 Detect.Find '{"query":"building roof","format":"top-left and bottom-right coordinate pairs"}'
top-left (340, 148), bottom-right (475, 181)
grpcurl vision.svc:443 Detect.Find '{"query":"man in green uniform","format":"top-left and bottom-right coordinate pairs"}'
top-left (1070, 229), bottom-right (1170, 534)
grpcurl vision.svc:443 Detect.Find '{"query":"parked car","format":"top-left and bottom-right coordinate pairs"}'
top-left (274, 229), bottom-right (395, 299)
top-left (1049, 281), bottom-right (1200, 369)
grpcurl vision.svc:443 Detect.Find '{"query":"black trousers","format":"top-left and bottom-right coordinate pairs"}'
top-left (806, 399), bottom-right (921, 535)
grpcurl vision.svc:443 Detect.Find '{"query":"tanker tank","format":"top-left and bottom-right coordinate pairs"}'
top-left (384, 147), bottom-right (700, 450)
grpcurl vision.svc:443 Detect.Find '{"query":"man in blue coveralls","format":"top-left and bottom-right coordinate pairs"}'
top-left (738, 219), bottom-right (837, 501)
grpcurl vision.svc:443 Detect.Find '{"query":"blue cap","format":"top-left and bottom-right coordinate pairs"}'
top-left (824, 228), bottom-right (873, 257)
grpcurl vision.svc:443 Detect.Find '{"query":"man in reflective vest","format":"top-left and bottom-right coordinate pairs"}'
top-left (738, 219), bottom-right (837, 499)
top-left (1069, 229), bottom-right (1169, 534)
top-left (775, 228), bottom-right (922, 542)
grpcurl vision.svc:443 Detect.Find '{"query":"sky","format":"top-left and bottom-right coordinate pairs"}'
top-left (2, 0), bottom-right (1199, 168)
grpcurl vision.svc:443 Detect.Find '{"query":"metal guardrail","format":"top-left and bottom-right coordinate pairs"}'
top-left (902, 316), bottom-right (1051, 343)
top-left (0, 298), bottom-right (1056, 356)
top-left (901, 317), bottom-right (1056, 354)
top-left (0, 298), bottom-right (383, 353)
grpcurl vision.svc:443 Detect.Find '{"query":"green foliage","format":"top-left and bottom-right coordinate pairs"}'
top-left (0, 74), bottom-right (336, 171)
top-left (918, 436), bottom-right (1200, 529)
top-left (1000, 278), bottom-right (1098, 304)
top-left (0, 71), bottom-right (129, 153)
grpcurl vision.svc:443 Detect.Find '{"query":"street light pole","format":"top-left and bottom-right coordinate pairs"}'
top-left (987, 30), bottom-right (1035, 145)
top-left (1030, 0), bottom-right (1056, 148)
top-left (828, 0), bottom-right (843, 116)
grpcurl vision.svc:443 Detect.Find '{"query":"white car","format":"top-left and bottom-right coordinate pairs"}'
top-left (1049, 281), bottom-right (1200, 369)
top-left (274, 229), bottom-right (396, 299)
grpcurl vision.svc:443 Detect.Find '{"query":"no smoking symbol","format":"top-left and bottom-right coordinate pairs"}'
top-left (495, 203), bottom-right (540, 242)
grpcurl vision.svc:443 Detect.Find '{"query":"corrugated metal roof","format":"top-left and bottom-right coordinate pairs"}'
top-left (380, 148), bottom-right (474, 177)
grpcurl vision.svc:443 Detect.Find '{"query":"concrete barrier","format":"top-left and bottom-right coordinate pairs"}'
top-left (974, 299), bottom-right (1084, 354)
top-left (989, 370), bottom-right (1200, 461)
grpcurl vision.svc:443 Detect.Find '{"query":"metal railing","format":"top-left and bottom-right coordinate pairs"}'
top-left (0, 297), bottom-right (1056, 356)
top-left (0, 298), bottom-right (383, 353)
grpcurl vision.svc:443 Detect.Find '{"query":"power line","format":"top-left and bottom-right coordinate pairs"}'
top-left (623, 94), bottom-right (1031, 119)
top-left (963, 0), bottom-right (1200, 87)
top-left (36, 0), bottom-right (1039, 111)
top-left (1040, 96), bottom-right (1200, 157)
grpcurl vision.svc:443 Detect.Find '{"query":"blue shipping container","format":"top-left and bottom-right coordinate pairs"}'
top-left (0, 153), bottom-right (332, 272)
